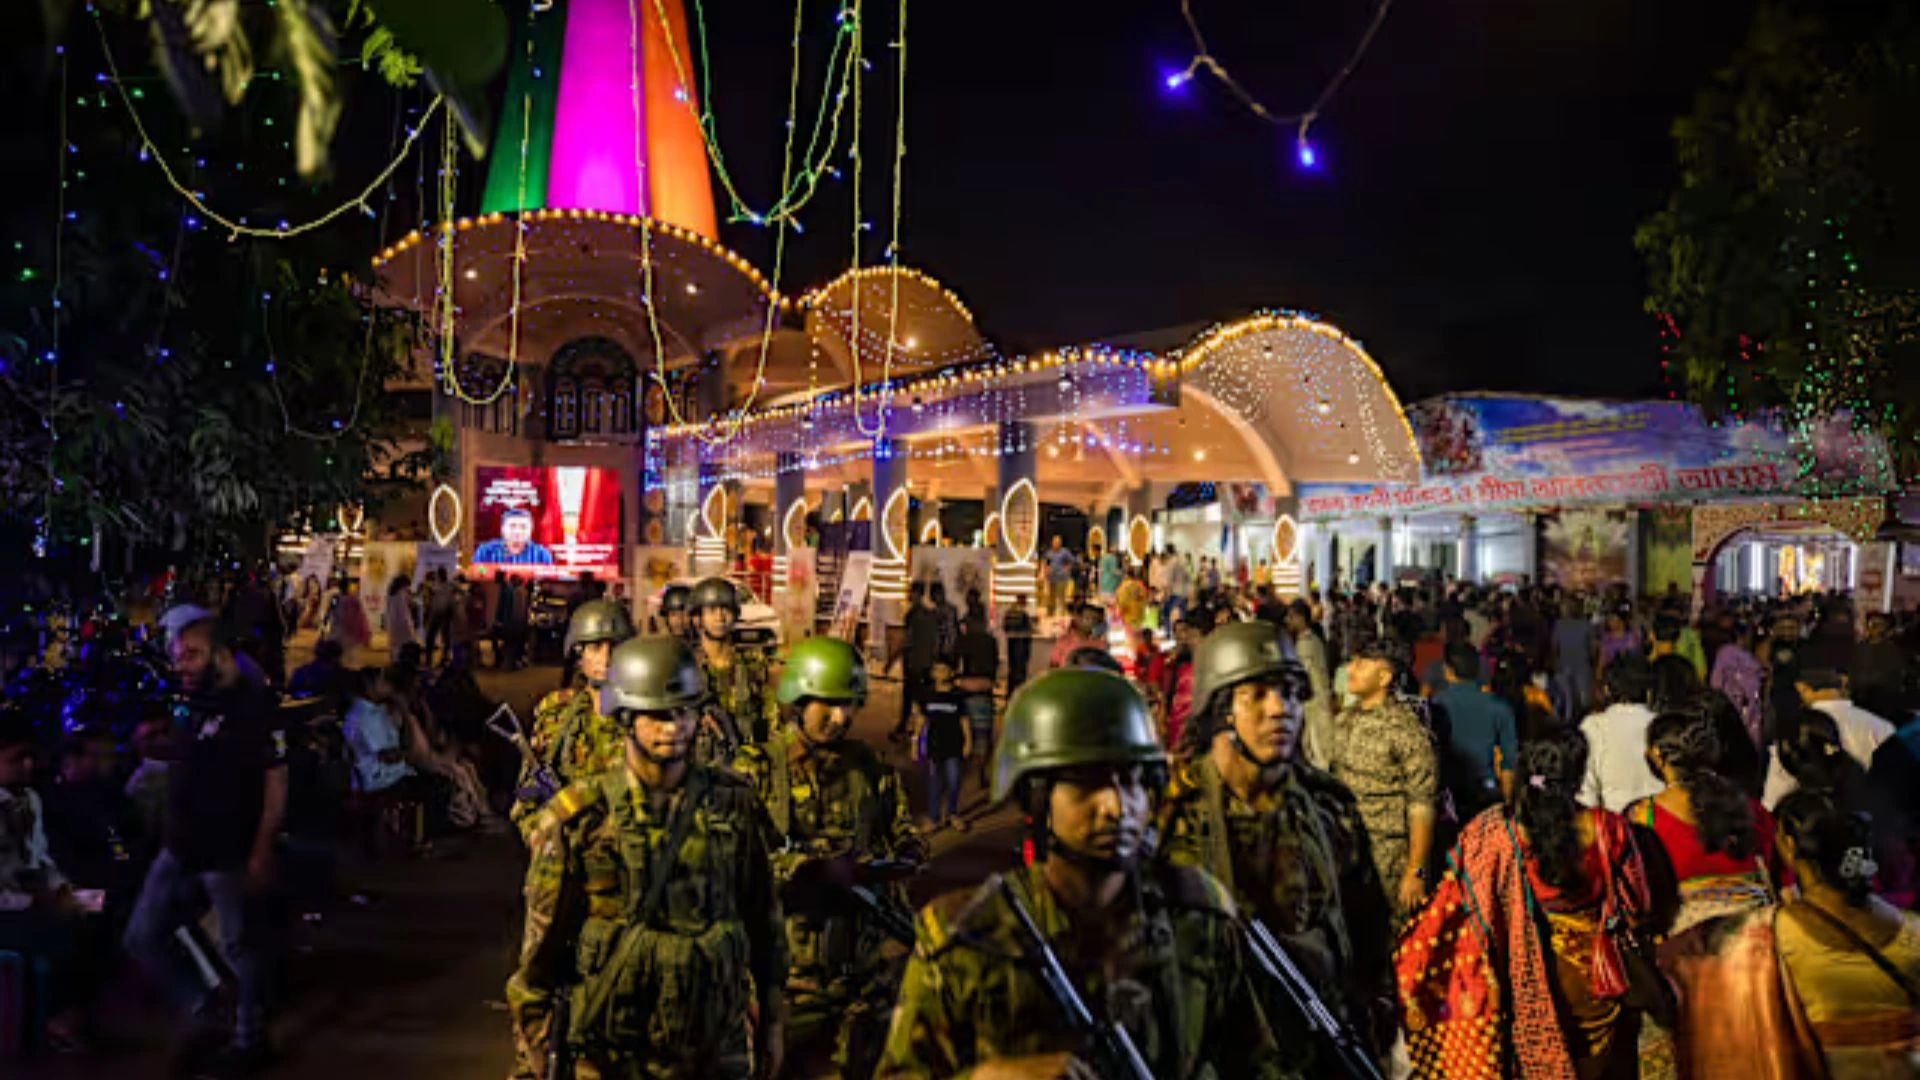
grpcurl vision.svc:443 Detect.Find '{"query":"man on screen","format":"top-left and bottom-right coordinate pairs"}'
top-left (474, 508), bottom-right (556, 566)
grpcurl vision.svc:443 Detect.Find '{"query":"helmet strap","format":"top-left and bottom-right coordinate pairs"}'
top-left (1226, 727), bottom-right (1287, 771)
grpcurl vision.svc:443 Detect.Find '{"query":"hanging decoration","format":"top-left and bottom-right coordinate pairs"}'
top-left (428, 483), bottom-right (463, 546)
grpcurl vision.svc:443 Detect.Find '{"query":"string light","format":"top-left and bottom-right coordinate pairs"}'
top-left (93, 7), bottom-right (444, 241)
top-left (1161, 0), bottom-right (1394, 171)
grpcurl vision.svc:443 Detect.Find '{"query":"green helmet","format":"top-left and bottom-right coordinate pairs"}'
top-left (563, 598), bottom-right (636, 655)
top-left (689, 577), bottom-right (740, 616)
top-left (777, 636), bottom-right (869, 705)
top-left (1190, 620), bottom-right (1300, 721)
top-left (659, 583), bottom-right (692, 614)
top-left (599, 636), bottom-right (707, 716)
top-left (992, 668), bottom-right (1164, 804)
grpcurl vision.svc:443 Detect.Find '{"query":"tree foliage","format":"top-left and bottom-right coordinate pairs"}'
top-left (1636, 2), bottom-right (1920, 479)
top-left (0, 21), bottom-right (426, 570)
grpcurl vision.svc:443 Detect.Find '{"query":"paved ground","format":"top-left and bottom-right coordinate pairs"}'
top-left (17, 637), bottom-right (1018, 1078)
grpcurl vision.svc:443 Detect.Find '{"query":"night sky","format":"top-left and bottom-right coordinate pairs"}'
top-left (695, 0), bottom-right (1760, 401)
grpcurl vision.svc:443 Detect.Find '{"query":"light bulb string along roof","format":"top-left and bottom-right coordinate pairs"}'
top-left (1165, 0), bottom-right (1395, 162)
top-left (92, 5), bottom-right (445, 241)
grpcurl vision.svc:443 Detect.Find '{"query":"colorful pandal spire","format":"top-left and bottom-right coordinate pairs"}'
top-left (480, 0), bottom-right (718, 240)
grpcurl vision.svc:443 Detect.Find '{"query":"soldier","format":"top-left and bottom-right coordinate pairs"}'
top-left (875, 668), bottom-right (1285, 1080)
top-left (1327, 640), bottom-right (1438, 924)
top-left (506, 637), bottom-right (787, 1080)
top-left (510, 599), bottom-right (637, 838)
top-left (656, 583), bottom-right (693, 641)
top-left (1159, 620), bottom-right (1395, 1074)
top-left (732, 636), bottom-right (927, 1078)
top-left (689, 577), bottom-right (778, 767)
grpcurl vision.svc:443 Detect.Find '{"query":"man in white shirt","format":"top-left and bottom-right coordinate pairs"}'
top-left (1762, 667), bottom-right (1896, 807)
top-left (1577, 657), bottom-right (1665, 811)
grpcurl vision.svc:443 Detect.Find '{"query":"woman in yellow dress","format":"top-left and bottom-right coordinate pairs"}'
top-left (1775, 788), bottom-right (1920, 1078)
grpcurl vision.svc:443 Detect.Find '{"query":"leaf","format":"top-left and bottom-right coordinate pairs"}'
top-left (367, 0), bottom-right (506, 87)
top-left (361, 25), bottom-right (422, 87)
top-left (184, 0), bottom-right (253, 104)
top-left (276, 0), bottom-right (342, 178)
top-left (147, 0), bottom-right (224, 129)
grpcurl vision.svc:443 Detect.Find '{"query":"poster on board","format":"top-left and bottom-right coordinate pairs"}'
top-left (474, 465), bottom-right (624, 578)
top-left (1541, 510), bottom-right (1631, 592)
top-left (359, 541), bottom-right (418, 631)
top-left (629, 546), bottom-right (690, 629)
top-left (780, 548), bottom-right (818, 644)
top-left (413, 543), bottom-right (460, 586)
top-left (296, 537), bottom-right (337, 591)
top-left (909, 546), bottom-right (992, 614)
top-left (829, 552), bottom-right (873, 641)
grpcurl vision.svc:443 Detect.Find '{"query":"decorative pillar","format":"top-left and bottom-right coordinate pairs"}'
top-left (870, 437), bottom-right (910, 607)
top-left (1270, 499), bottom-right (1304, 598)
top-left (1123, 484), bottom-right (1154, 567)
top-left (688, 357), bottom-right (729, 577)
top-left (772, 451), bottom-right (805, 595)
top-left (993, 420), bottom-right (1040, 607)
top-left (1457, 514), bottom-right (1480, 584)
top-left (1377, 516), bottom-right (1396, 586)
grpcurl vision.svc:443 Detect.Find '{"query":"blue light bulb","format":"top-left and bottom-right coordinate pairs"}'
top-left (1296, 138), bottom-right (1319, 170)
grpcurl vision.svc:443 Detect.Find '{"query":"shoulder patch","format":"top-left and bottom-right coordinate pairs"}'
top-left (545, 779), bottom-right (604, 826)
top-left (918, 880), bottom-right (1003, 956)
top-left (1160, 864), bottom-right (1239, 919)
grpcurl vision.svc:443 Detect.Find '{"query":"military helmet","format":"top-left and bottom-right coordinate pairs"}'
top-left (992, 668), bottom-right (1164, 804)
top-left (777, 636), bottom-right (869, 705)
top-left (563, 598), bottom-right (636, 655)
top-left (600, 636), bottom-right (707, 716)
top-left (1190, 620), bottom-right (1306, 720)
top-left (688, 576), bottom-right (741, 616)
top-left (659, 583), bottom-right (692, 614)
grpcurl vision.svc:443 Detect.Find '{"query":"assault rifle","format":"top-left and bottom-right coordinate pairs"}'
top-left (1244, 917), bottom-right (1386, 1080)
top-left (483, 703), bottom-right (565, 805)
top-left (994, 876), bottom-right (1155, 1080)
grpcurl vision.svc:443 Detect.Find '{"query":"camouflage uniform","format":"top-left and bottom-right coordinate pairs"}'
top-left (1159, 755), bottom-right (1396, 1069)
top-left (874, 862), bottom-right (1287, 1080)
top-left (732, 728), bottom-right (927, 1077)
top-left (1327, 697), bottom-right (1438, 921)
top-left (695, 646), bottom-right (778, 768)
top-left (512, 687), bottom-right (627, 838)
top-left (505, 764), bottom-right (787, 1080)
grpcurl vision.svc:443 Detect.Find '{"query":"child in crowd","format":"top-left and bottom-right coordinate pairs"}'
top-left (911, 660), bottom-right (972, 832)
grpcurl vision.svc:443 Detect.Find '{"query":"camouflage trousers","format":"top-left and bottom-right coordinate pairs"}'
top-left (779, 977), bottom-right (896, 1079)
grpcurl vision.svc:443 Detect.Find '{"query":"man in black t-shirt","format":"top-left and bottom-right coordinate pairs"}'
top-left (123, 616), bottom-right (288, 1073)
top-left (912, 661), bottom-right (972, 831)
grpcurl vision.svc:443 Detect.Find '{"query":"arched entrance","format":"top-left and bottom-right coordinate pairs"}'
top-left (1689, 497), bottom-right (1883, 607)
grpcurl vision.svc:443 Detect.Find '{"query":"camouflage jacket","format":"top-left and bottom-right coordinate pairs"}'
top-left (505, 764), bottom-right (787, 1079)
top-left (873, 863), bottom-right (1287, 1080)
top-left (511, 686), bottom-right (624, 838)
top-left (732, 730), bottom-right (927, 999)
top-left (1159, 755), bottom-right (1395, 1064)
top-left (695, 646), bottom-right (779, 768)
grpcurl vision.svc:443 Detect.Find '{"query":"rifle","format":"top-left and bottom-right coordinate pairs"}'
top-left (1243, 917), bottom-right (1386, 1080)
top-left (994, 876), bottom-right (1154, 1080)
top-left (545, 993), bottom-right (572, 1080)
top-left (484, 703), bottom-right (565, 804)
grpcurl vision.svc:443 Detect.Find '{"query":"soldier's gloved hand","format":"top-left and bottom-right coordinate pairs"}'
top-left (972, 1052), bottom-right (1099, 1080)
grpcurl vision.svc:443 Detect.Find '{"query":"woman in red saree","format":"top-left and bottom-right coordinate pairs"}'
top-left (1398, 728), bottom-right (1652, 1079)
top-left (1628, 711), bottom-right (1822, 1079)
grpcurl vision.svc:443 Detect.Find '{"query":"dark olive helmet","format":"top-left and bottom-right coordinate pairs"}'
top-left (659, 583), bottom-right (693, 615)
top-left (777, 636), bottom-right (869, 705)
top-left (688, 577), bottom-right (741, 616)
top-left (1190, 620), bottom-right (1308, 720)
top-left (600, 636), bottom-right (707, 716)
top-left (563, 598), bottom-right (637, 655)
top-left (992, 668), bottom-right (1164, 804)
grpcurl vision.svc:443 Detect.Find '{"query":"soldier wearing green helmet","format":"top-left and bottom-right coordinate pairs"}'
top-left (875, 668), bottom-right (1285, 1080)
top-left (507, 636), bottom-right (787, 1080)
top-left (688, 576), bottom-right (777, 767)
top-left (509, 598), bottom-right (639, 838)
top-left (731, 636), bottom-right (925, 1078)
top-left (655, 582), bottom-right (693, 641)
top-left (1156, 620), bottom-right (1395, 1075)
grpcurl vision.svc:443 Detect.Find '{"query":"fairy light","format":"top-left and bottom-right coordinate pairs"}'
top-left (1161, 0), bottom-right (1393, 172)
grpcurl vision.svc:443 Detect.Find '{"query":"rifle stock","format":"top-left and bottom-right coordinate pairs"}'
top-left (1244, 917), bottom-right (1385, 1080)
top-left (994, 877), bottom-right (1154, 1080)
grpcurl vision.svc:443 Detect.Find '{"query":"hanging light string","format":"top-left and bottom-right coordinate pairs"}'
top-left (265, 92), bottom-right (408, 439)
top-left (1166, 0), bottom-right (1394, 164)
top-left (91, 5), bottom-right (446, 240)
top-left (637, 0), bottom-right (822, 444)
top-left (852, 0), bottom-right (910, 438)
top-left (652, 0), bottom-right (861, 227)
top-left (435, 109), bottom-right (515, 404)
top-left (40, 49), bottom-right (70, 558)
